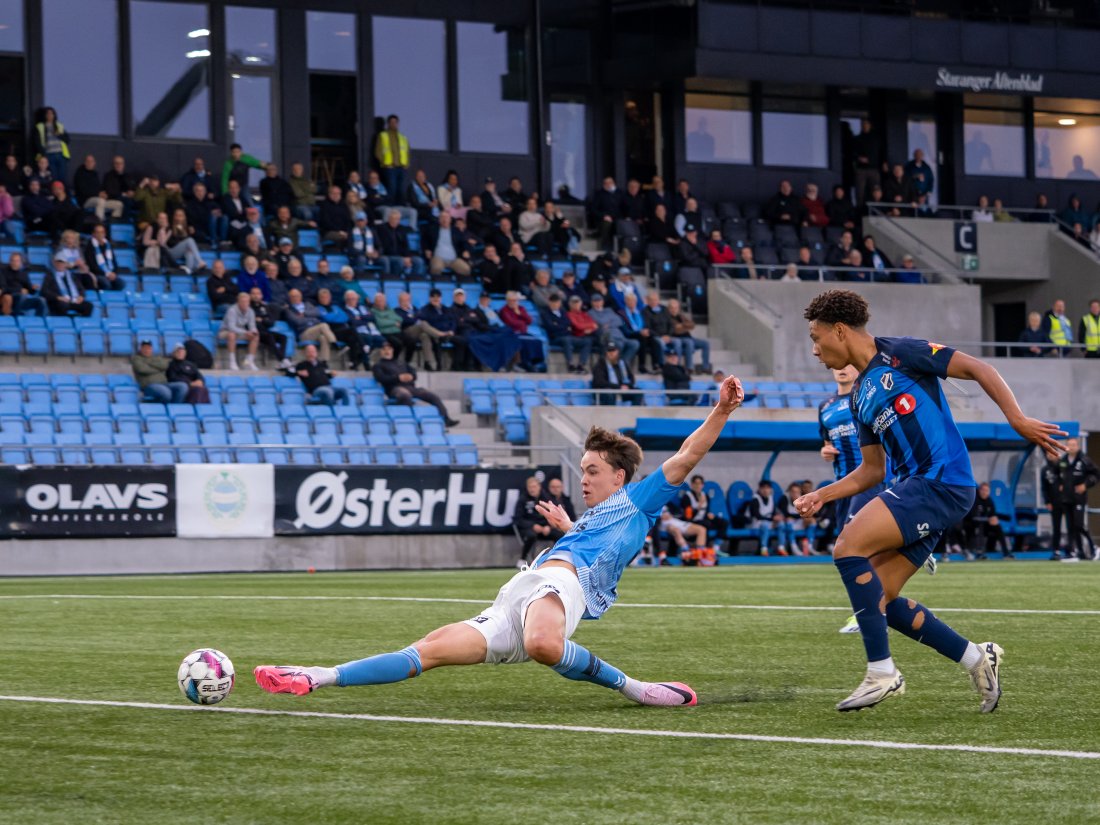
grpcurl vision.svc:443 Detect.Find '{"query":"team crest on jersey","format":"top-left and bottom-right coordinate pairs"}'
top-left (891, 356), bottom-right (901, 368)
top-left (880, 372), bottom-right (894, 391)
top-left (929, 343), bottom-right (945, 355)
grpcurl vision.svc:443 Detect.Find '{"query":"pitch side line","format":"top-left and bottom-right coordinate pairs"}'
top-left (0, 694), bottom-right (1096, 761)
top-left (0, 593), bottom-right (1098, 616)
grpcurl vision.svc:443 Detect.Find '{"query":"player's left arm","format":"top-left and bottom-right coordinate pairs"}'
top-left (945, 350), bottom-right (1066, 458)
top-left (535, 501), bottom-right (573, 533)
top-left (661, 375), bottom-right (745, 486)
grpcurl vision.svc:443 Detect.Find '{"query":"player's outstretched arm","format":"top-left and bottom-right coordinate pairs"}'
top-left (946, 350), bottom-right (1067, 459)
top-left (661, 375), bottom-right (744, 486)
top-left (794, 444), bottom-right (886, 517)
top-left (535, 501), bottom-right (573, 533)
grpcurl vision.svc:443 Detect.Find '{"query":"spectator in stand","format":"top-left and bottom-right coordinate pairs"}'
top-left (372, 340), bottom-right (458, 424)
top-left (32, 106), bottom-right (69, 183)
top-left (0, 183), bottom-right (12, 238)
top-left (746, 480), bottom-right (780, 556)
top-left (681, 475), bottom-right (728, 551)
top-left (592, 341), bottom-right (637, 406)
top-left (765, 180), bottom-right (806, 226)
top-left (54, 229), bottom-right (92, 285)
top-left (1079, 299), bottom-right (1100, 358)
top-left (825, 229), bottom-right (857, 267)
top-left (283, 256), bottom-right (316, 302)
top-left (642, 291), bottom-right (683, 362)
top-left (557, 269), bottom-right (588, 309)
top-left (220, 178), bottom-right (252, 243)
top-left (144, 209), bottom-right (204, 273)
top-left (477, 244), bottom-right (506, 294)
top-left (1042, 298), bottom-right (1074, 355)
top-left (645, 175), bottom-right (670, 219)
top-left (166, 342), bottom-right (211, 403)
top-left (263, 260), bottom-right (288, 311)
top-left (661, 350), bottom-right (694, 405)
top-left (881, 164), bottom-right (915, 215)
top-left (540, 292), bottom-right (591, 373)
top-left (377, 208), bottom-right (426, 277)
top-left (1, 252), bottom-right (47, 317)
top-left (288, 163), bottom-right (316, 221)
top-left (0, 154), bottom-right (23, 199)
top-left (504, 242), bottom-right (535, 295)
top-left (667, 297), bottom-right (710, 374)
top-left (779, 263), bottom-right (800, 282)
top-left (319, 185), bottom-right (352, 245)
top-left (801, 182), bottom-right (828, 228)
top-left (46, 181), bottom-right (82, 237)
top-left (218, 290), bottom-right (260, 370)
top-left (648, 202), bottom-right (678, 247)
top-left (370, 170), bottom-right (415, 224)
top-left (904, 148), bottom-right (935, 200)
top-left (284, 288), bottom-right (337, 360)
top-left (134, 175), bottom-right (182, 231)
top-left (837, 248), bottom-right (872, 283)
top-left (826, 183), bottom-right (858, 232)
top-left (971, 195), bottom-right (994, 223)
top-left (609, 266), bottom-right (645, 311)
top-left (503, 176), bottom-right (528, 214)
top-left (675, 224), bottom-right (709, 271)
top-left (705, 228), bottom-right (735, 266)
top-left (206, 259), bottom-right (239, 312)
top-left (370, 292), bottom-right (408, 359)
top-left (587, 292), bottom-right (638, 366)
top-left (672, 178), bottom-right (694, 216)
top-left (526, 268), bottom-right (559, 311)
top-left (102, 155), bottom-right (137, 216)
top-left (342, 212), bottom-right (379, 272)
top-left (861, 234), bottom-right (893, 273)
top-left (512, 476), bottom-right (555, 563)
top-left (233, 205), bottom-right (268, 253)
top-left (500, 290), bottom-right (546, 371)
top-left (396, 290), bottom-right (439, 371)
top-left (518, 197), bottom-right (553, 256)
top-left (466, 292), bottom-right (522, 372)
top-left (266, 204), bottom-right (306, 250)
top-left (963, 482), bottom-right (1011, 560)
top-left (295, 344), bottom-right (348, 406)
top-left (316, 287), bottom-right (367, 369)
top-left (894, 253), bottom-right (923, 284)
top-left (480, 176), bottom-right (511, 219)
top-left (374, 114), bottom-right (410, 204)
top-left (344, 168), bottom-right (366, 200)
top-left (464, 194), bottom-right (493, 243)
top-left (591, 176), bottom-right (623, 250)
top-left (336, 265), bottom-right (368, 303)
top-left (73, 154), bottom-right (122, 222)
top-left (342, 289), bottom-right (379, 360)
top-left (1026, 193), bottom-right (1051, 223)
top-left (20, 179), bottom-right (53, 235)
top-left (221, 143), bottom-right (265, 194)
top-left (446, 288), bottom-right (484, 370)
top-left (235, 254), bottom-right (270, 301)
top-left (180, 156), bottom-right (218, 200)
top-left (429, 212), bottom-right (473, 277)
top-left (407, 168), bottom-right (441, 224)
top-left (82, 223), bottom-right (125, 291)
top-left (28, 155), bottom-right (52, 189)
top-left (737, 246), bottom-right (760, 280)
top-left (674, 197), bottom-right (702, 237)
top-left (621, 291), bottom-right (660, 373)
top-left (132, 339), bottom-right (188, 404)
top-left (851, 119), bottom-right (880, 203)
top-left (186, 181), bottom-right (224, 246)
top-left (437, 170), bottom-right (466, 219)
top-left (992, 198), bottom-right (1016, 222)
top-left (259, 163), bottom-right (293, 217)
top-left (622, 178), bottom-right (646, 223)
top-left (1016, 311), bottom-right (1051, 357)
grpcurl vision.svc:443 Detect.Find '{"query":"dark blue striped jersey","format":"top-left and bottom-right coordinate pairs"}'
top-left (819, 393), bottom-right (861, 481)
top-left (851, 337), bottom-right (975, 487)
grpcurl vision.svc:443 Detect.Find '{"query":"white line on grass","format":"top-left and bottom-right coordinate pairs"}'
top-left (0, 593), bottom-right (1098, 616)
top-left (0, 694), bottom-right (1096, 761)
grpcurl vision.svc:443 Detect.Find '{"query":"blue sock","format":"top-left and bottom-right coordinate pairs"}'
top-left (335, 646), bottom-right (422, 687)
top-left (552, 640), bottom-right (627, 690)
top-left (835, 556), bottom-right (891, 662)
top-left (886, 597), bottom-right (968, 662)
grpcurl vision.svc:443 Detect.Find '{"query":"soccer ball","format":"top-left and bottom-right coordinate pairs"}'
top-left (178, 648), bottom-right (235, 705)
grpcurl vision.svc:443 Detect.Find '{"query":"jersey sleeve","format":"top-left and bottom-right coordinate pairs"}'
top-left (817, 400), bottom-right (829, 442)
top-left (892, 337), bottom-right (956, 379)
top-left (625, 467), bottom-right (681, 519)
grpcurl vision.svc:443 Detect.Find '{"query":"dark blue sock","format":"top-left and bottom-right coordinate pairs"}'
top-left (835, 556), bottom-right (891, 662)
top-left (552, 640), bottom-right (627, 690)
top-left (886, 597), bottom-right (968, 662)
top-left (335, 646), bottom-right (422, 687)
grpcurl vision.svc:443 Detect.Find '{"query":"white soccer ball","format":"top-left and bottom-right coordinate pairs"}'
top-left (178, 648), bottom-right (236, 705)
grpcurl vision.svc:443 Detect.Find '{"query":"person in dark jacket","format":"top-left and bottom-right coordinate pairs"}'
top-left (371, 340), bottom-right (459, 425)
top-left (185, 181), bottom-right (224, 246)
top-left (295, 344), bottom-right (349, 406)
top-left (318, 185), bottom-right (353, 244)
top-left (73, 154), bottom-right (123, 222)
top-left (591, 341), bottom-right (637, 406)
top-left (1016, 311), bottom-right (1051, 357)
top-left (180, 156), bottom-right (218, 200)
top-left (826, 184), bottom-right (859, 231)
top-left (205, 259), bottom-right (240, 311)
top-left (259, 163), bottom-right (294, 217)
top-left (0, 252), bottom-right (48, 316)
top-left (417, 288), bottom-right (466, 370)
top-left (512, 475), bottom-right (554, 563)
top-left (82, 223), bottom-right (125, 291)
top-left (1042, 438), bottom-right (1099, 560)
top-left (661, 350), bottom-right (695, 405)
top-left (963, 482), bottom-right (1011, 559)
top-left (539, 293), bottom-right (592, 373)
top-left (591, 177), bottom-right (624, 251)
top-left (20, 178), bottom-right (55, 235)
top-left (40, 257), bottom-right (94, 316)
top-left (376, 208), bottom-right (426, 276)
top-left (764, 180), bottom-right (806, 227)
top-left (165, 342), bottom-right (210, 404)
top-left (675, 225), bottom-right (708, 269)
top-left (464, 195), bottom-right (494, 243)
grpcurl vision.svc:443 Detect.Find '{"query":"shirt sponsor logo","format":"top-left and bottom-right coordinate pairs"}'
top-left (872, 406), bottom-right (898, 434)
top-left (894, 393), bottom-right (917, 415)
top-left (880, 372), bottom-right (894, 391)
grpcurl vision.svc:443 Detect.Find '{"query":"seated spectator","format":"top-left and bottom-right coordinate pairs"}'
top-left (187, 181), bottom-right (225, 246)
top-left (165, 341), bottom-right (211, 403)
top-left (205, 259), bottom-right (239, 312)
top-left (518, 197), bottom-right (553, 255)
top-left (41, 253), bottom-right (93, 316)
top-left (429, 212), bottom-right (473, 277)
top-left (992, 198), bottom-right (1016, 223)
top-left (796, 245), bottom-right (828, 282)
top-left (489, 215), bottom-right (520, 258)
top-left (661, 350), bottom-right (694, 404)
top-left (737, 246), bottom-right (760, 280)
top-left (295, 344), bottom-right (349, 406)
top-left (267, 204), bottom-right (310, 250)
top-left (134, 175), bottom-right (182, 230)
top-left (406, 168), bottom-right (441, 224)
top-left (145, 209), bottom-right (205, 273)
top-left (504, 242), bottom-right (535, 295)
top-left (132, 339), bottom-right (189, 404)
top-left (54, 228), bottom-right (93, 285)
top-left (73, 154), bottom-right (122, 222)
top-left (263, 261), bottom-right (288, 312)
top-left (180, 156), bottom-right (218, 200)
top-left (480, 176), bottom-right (511, 219)
top-left (250, 287), bottom-right (291, 369)
top-left (500, 290), bottom-right (546, 371)
top-left (592, 340), bottom-right (638, 406)
top-left (705, 228), bottom-right (735, 265)
top-left (1016, 310), bottom-right (1050, 357)
top-left (914, 192), bottom-right (936, 218)
top-left (284, 288), bottom-right (339, 362)
top-left (881, 164), bottom-right (915, 215)
top-left (642, 291), bottom-right (685, 362)
top-left (826, 184), bottom-right (858, 231)
top-left (1026, 193), bottom-right (1051, 223)
top-left (557, 269), bottom-right (588, 308)
top-left (529, 268), bottom-right (561, 310)
top-left (779, 263), bottom-right (801, 282)
top-left (861, 234), bottom-right (893, 272)
top-left (972, 195), bottom-right (994, 223)
top-left (346, 211), bottom-right (382, 272)
top-left (369, 292), bottom-right (408, 360)
top-left (540, 292), bottom-right (591, 373)
top-left (837, 248), bottom-right (873, 283)
top-left (405, 288), bottom-right (456, 371)
top-left (503, 176), bottom-right (528, 214)
top-left (645, 175), bottom-right (670, 219)
top-left (234, 205), bottom-right (268, 253)
top-left (437, 169), bottom-right (466, 219)
top-left (342, 289), bottom-right (381, 358)
top-left (681, 475), bottom-right (728, 551)
top-left (648, 203), bottom-right (679, 247)
top-left (220, 179), bottom-right (252, 242)
top-left (546, 477), bottom-right (576, 521)
top-left (622, 291), bottom-right (660, 373)
top-left (236, 254), bottom-right (271, 301)
top-left (622, 178), bottom-right (646, 223)
top-left (588, 292), bottom-right (639, 366)
top-left (801, 182), bottom-right (827, 227)
top-left (746, 480), bottom-right (780, 555)
top-left (289, 162), bottom-right (317, 221)
top-left (82, 223), bottom-right (125, 291)
top-left (591, 176), bottom-right (623, 250)
top-left (667, 297), bottom-right (711, 374)
top-left (463, 291), bottom-right (522, 372)
top-left (272, 236), bottom-right (303, 280)
top-left (259, 163), bottom-right (293, 217)
top-left (218, 291), bottom-right (260, 370)
top-left (102, 155), bottom-right (138, 215)
top-left (0, 154), bottom-right (23, 199)
top-left (609, 266), bottom-right (645, 311)
top-left (1, 252), bottom-right (47, 317)
top-left (825, 229), bottom-right (857, 267)
top-left (657, 506), bottom-right (708, 562)
top-left (780, 481), bottom-right (817, 555)
top-left (48, 181), bottom-right (84, 237)
top-left (545, 200), bottom-right (580, 256)
top-left (370, 169), bottom-right (415, 226)
top-left (28, 155), bottom-right (52, 189)
top-left (964, 481), bottom-right (1011, 559)
top-left (1059, 194), bottom-right (1090, 232)
top-left (377, 208), bottom-right (426, 277)
top-left (672, 178), bottom-right (694, 216)
top-left (512, 476), bottom-right (555, 563)
top-left (674, 197), bottom-right (702, 237)
top-left (477, 244), bottom-right (506, 294)
top-left (316, 286), bottom-right (367, 369)
top-left (372, 340), bottom-right (458, 425)
top-left (894, 253), bottom-right (923, 284)
top-left (463, 194), bottom-right (493, 243)
top-left (319, 185), bottom-right (352, 244)
top-left (20, 178), bottom-right (54, 235)
top-left (0, 183), bottom-right (12, 238)
top-left (764, 180), bottom-right (805, 226)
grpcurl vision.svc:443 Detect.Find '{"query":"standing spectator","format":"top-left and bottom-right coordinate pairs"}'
top-left (295, 344), bottom-right (348, 406)
top-left (512, 476), bottom-right (554, 563)
top-left (801, 183), bottom-right (828, 227)
top-left (1016, 311), bottom-right (1050, 357)
top-left (374, 114), bottom-right (411, 204)
top-left (259, 163), bottom-right (294, 216)
top-left (186, 181), bottom-right (225, 246)
top-left (372, 340), bottom-right (459, 425)
top-left (1078, 298), bottom-right (1100, 358)
top-left (904, 148), bottom-right (935, 200)
top-left (41, 253), bottom-right (93, 316)
top-left (102, 155), bottom-right (138, 216)
top-left (851, 118), bottom-right (880, 203)
top-left (500, 290), bottom-right (545, 371)
top-left (1041, 299), bottom-right (1074, 355)
top-left (377, 208), bottom-right (426, 276)
top-left (591, 176), bottom-right (623, 250)
top-left (166, 342), bottom-right (211, 404)
top-left (220, 143), bottom-right (265, 194)
top-left (218, 291), bottom-right (260, 370)
top-left (205, 259), bottom-right (239, 312)
top-left (134, 175), bottom-right (182, 230)
top-left (540, 293), bottom-right (592, 373)
top-left (288, 163), bottom-right (317, 221)
top-left (249, 287), bottom-right (291, 369)
top-left (73, 154), bottom-right (122, 222)
top-left (82, 223), bottom-right (125, 291)
top-left (667, 297), bottom-right (710, 374)
top-left (661, 350), bottom-right (694, 405)
top-left (180, 156), bottom-right (218, 200)
top-left (319, 185), bottom-right (353, 244)
top-left (132, 339), bottom-right (189, 404)
top-left (1, 252), bottom-right (47, 317)
top-left (437, 170), bottom-right (466, 218)
top-left (592, 341), bottom-right (637, 406)
top-left (32, 106), bottom-right (70, 184)
top-left (428, 212), bottom-right (473, 277)
top-left (1043, 438), bottom-right (1099, 560)
top-left (283, 288), bottom-right (337, 361)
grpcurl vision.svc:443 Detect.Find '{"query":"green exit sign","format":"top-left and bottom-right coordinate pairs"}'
top-left (961, 254), bottom-right (979, 271)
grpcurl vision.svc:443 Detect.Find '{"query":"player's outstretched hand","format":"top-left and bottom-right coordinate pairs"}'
top-left (717, 375), bottom-right (745, 414)
top-left (1012, 417), bottom-right (1068, 460)
top-left (535, 500), bottom-right (573, 533)
top-left (793, 490), bottom-right (824, 518)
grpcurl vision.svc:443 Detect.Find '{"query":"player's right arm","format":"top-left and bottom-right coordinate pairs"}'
top-left (794, 444), bottom-right (886, 517)
top-left (661, 375), bottom-right (744, 486)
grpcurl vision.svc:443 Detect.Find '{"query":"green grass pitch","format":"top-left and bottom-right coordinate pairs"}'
top-left (1, 562), bottom-right (1098, 824)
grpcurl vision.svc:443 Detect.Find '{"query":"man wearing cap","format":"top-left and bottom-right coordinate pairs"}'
top-left (592, 340), bottom-right (638, 406)
top-left (219, 290), bottom-right (260, 370)
top-left (132, 340), bottom-right (189, 404)
top-left (295, 343), bottom-right (349, 406)
top-left (449, 288), bottom-right (487, 370)
top-left (674, 224), bottom-right (708, 270)
top-left (272, 236), bottom-right (302, 278)
top-left (40, 254), bottom-right (94, 316)
top-left (588, 292), bottom-right (640, 367)
top-left (428, 212), bottom-right (472, 277)
top-left (557, 269), bottom-right (589, 308)
top-left (166, 342), bottom-right (211, 403)
top-left (372, 340), bottom-right (459, 426)
top-left (609, 266), bottom-right (645, 312)
top-left (540, 292), bottom-right (592, 373)
top-left (480, 176), bottom-right (511, 219)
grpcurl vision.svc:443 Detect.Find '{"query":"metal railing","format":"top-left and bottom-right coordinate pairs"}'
top-left (937, 339), bottom-right (1096, 359)
top-left (867, 202), bottom-right (1056, 223)
top-left (713, 262), bottom-right (934, 284)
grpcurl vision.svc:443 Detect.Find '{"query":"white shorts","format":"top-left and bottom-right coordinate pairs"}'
top-left (662, 516), bottom-right (692, 534)
top-left (463, 566), bottom-right (587, 665)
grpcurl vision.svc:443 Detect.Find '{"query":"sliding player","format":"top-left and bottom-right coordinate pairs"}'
top-left (256, 376), bottom-right (745, 706)
top-left (796, 290), bottom-right (1063, 712)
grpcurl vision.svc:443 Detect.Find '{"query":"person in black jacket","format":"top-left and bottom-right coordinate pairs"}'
top-left (295, 344), bottom-right (349, 406)
top-left (376, 209), bottom-right (426, 277)
top-left (963, 482), bottom-right (1011, 559)
top-left (675, 224), bottom-right (708, 269)
top-left (165, 342), bottom-right (210, 404)
top-left (540, 293), bottom-right (592, 373)
top-left (591, 176), bottom-right (623, 250)
top-left (259, 163), bottom-right (294, 217)
top-left (40, 259), bottom-right (94, 317)
top-left (186, 181), bottom-right (224, 246)
top-left (20, 178), bottom-right (55, 235)
top-left (764, 180), bottom-right (806, 227)
top-left (318, 185), bottom-right (352, 244)
top-left (82, 223), bottom-right (125, 291)
top-left (680, 474), bottom-right (728, 551)
top-left (73, 154), bottom-right (123, 222)
top-left (622, 178), bottom-right (646, 223)
top-left (591, 341), bottom-right (637, 406)
top-left (371, 340), bottom-right (459, 425)
top-left (511, 475), bottom-right (556, 563)
top-left (205, 259), bottom-right (240, 311)
top-left (1, 252), bottom-right (48, 316)
top-left (1042, 438), bottom-right (1099, 560)
top-left (661, 351), bottom-right (695, 405)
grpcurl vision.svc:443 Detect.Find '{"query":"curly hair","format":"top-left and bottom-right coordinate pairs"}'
top-left (803, 289), bottom-right (870, 328)
top-left (584, 426), bottom-right (644, 483)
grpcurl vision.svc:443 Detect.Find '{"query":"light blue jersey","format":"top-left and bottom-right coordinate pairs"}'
top-left (533, 467), bottom-right (679, 620)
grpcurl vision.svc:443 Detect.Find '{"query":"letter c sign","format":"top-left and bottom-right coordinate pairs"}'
top-left (954, 221), bottom-right (977, 253)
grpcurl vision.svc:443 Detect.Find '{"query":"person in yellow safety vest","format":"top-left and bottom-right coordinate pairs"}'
top-left (32, 107), bottom-right (70, 186)
top-left (1079, 298), bottom-right (1100, 359)
top-left (1041, 298), bottom-right (1074, 356)
top-left (374, 114), bottom-right (410, 208)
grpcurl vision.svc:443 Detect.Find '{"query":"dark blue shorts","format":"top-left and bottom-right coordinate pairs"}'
top-left (835, 483), bottom-right (886, 531)
top-left (879, 476), bottom-right (976, 568)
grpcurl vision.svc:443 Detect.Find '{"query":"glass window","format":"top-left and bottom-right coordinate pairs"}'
top-left (230, 75), bottom-right (273, 186)
top-left (307, 11), bottom-right (356, 72)
top-left (372, 17), bottom-right (447, 151)
top-left (761, 98), bottom-right (827, 168)
top-left (550, 101), bottom-right (587, 198)
top-left (226, 6), bottom-right (276, 68)
top-left (130, 1), bottom-right (210, 139)
top-left (42, 0), bottom-right (118, 134)
top-left (456, 22), bottom-right (529, 155)
top-left (963, 109), bottom-right (1024, 177)
top-left (0, 0), bottom-right (24, 52)
top-left (1034, 103), bottom-right (1100, 181)
top-left (684, 93), bottom-right (751, 164)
